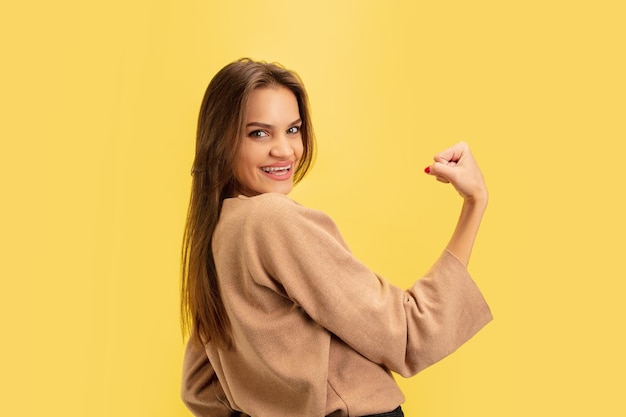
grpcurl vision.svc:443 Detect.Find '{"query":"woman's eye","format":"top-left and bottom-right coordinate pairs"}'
top-left (287, 126), bottom-right (301, 135)
top-left (249, 130), bottom-right (268, 138)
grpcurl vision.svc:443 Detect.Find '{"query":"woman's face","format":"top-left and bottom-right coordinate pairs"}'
top-left (233, 86), bottom-right (304, 197)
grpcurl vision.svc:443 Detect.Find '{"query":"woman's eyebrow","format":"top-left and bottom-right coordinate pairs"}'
top-left (246, 122), bottom-right (273, 129)
top-left (245, 118), bottom-right (301, 129)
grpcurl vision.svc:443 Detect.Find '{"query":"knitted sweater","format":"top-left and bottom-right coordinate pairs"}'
top-left (182, 193), bottom-right (492, 417)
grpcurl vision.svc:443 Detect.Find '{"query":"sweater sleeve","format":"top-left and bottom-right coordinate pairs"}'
top-left (181, 339), bottom-right (248, 417)
top-left (243, 194), bottom-right (492, 377)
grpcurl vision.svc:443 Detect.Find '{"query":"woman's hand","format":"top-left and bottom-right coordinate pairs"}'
top-left (425, 142), bottom-right (488, 204)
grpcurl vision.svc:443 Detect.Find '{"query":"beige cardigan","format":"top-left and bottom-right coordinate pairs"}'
top-left (182, 193), bottom-right (492, 417)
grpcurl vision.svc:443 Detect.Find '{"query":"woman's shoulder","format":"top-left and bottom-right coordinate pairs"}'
top-left (219, 193), bottom-right (348, 257)
top-left (226, 192), bottom-right (299, 212)
top-left (223, 193), bottom-right (330, 227)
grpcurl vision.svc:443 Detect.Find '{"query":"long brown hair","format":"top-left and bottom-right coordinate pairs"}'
top-left (181, 58), bottom-right (315, 348)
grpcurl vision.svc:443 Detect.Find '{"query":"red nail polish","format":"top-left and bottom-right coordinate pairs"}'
top-left (424, 166), bottom-right (431, 174)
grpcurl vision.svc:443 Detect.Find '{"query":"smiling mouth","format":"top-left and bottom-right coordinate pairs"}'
top-left (261, 165), bottom-right (292, 175)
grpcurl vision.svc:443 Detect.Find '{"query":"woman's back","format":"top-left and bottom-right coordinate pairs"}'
top-left (182, 193), bottom-right (491, 416)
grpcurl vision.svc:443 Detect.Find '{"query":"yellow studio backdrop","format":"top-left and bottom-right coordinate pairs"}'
top-left (1, 0), bottom-right (624, 416)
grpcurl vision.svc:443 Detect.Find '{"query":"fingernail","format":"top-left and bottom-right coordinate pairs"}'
top-left (424, 166), bottom-right (431, 174)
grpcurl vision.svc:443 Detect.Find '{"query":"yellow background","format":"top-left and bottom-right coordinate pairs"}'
top-left (1, 0), bottom-right (624, 416)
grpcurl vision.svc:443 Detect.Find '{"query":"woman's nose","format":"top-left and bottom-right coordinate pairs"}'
top-left (270, 134), bottom-right (294, 158)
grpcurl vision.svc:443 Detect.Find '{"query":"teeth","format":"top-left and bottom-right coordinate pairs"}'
top-left (261, 165), bottom-right (290, 173)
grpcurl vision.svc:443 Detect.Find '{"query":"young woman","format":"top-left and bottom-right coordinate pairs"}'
top-left (181, 58), bottom-right (492, 417)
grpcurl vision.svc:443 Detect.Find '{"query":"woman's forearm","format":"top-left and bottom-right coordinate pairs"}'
top-left (445, 195), bottom-right (488, 267)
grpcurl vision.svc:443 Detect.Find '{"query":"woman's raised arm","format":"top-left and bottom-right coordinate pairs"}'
top-left (425, 142), bottom-right (488, 267)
